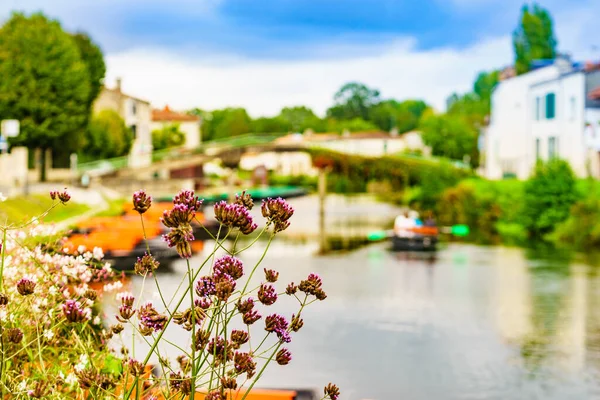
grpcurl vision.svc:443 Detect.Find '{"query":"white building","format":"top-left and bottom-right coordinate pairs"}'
top-left (485, 58), bottom-right (600, 179)
top-left (151, 106), bottom-right (202, 149)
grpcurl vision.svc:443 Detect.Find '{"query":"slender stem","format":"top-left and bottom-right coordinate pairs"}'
top-left (139, 214), bottom-right (151, 254)
top-left (186, 258), bottom-right (196, 396)
top-left (240, 234), bottom-right (274, 296)
top-left (240, 342), bottom-right (282, 400)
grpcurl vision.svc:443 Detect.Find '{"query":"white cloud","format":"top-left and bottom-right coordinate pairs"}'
top-left (105, 35), bottom-right (513, 117)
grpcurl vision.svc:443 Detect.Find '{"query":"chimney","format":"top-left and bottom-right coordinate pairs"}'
top-left (116, 77), bottom-right (122, 93)
top-left (390, 127), bottom-right (399, 137)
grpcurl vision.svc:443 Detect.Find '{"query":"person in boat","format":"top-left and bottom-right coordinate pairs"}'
top-left (394, 211), bottom-right (415, 237)
top-left (424, 211), bottom-right (437, 227)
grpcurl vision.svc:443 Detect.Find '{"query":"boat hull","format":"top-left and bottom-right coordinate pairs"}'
top-left (391, 235), bottom-right (438, 252)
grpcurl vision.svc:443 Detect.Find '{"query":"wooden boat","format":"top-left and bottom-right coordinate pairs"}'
top-left (391, 226), bottom-right (439, 252)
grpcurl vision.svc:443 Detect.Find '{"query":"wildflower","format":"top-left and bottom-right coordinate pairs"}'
top-left (230, 329), bottom-right (249, 349)
top-left (265, 314), bottom-right (291, 343)
top-left (50, 188), bottom-right (71, 204)
top-left (261, 197), bottom-right (294, 233)
top-left (264, 268), bottom-right (279, 283)
top-left (324, 383), bottom-right (340, 400)
top-left (207, 336), bottom-right (233, 365)
top-left (75, 368), bottom-right (96, 389)
top-left (132, 190), bottom-right (152, 214)
top-left (16, 278), bottom-right (35, 295)
top-left (134, 253), bottom-right (160, 276)
top-left (5, 327), bottom-right (23, 343)
top-left (298, 273), bottom-right (327, 300)
top-left (138, 324), bottom-right (154, 336)
top-left (213, 255), bottom-right (244, 280)
top-left (65, 373), bottom-right (78, 386)
top-left (0, 293), bottom-right (8, 306)
top-left (258, 283), bottom-right (277, 306)
top-left (139, 302), bottom-right (168, 332)
top-left (92, 246), bottom-right (104, 259)
top-left (111, 324), bottom-right (124, 334)
top-left (242, 310), bottom-right (261, 325)
top-left (285, 283), bottom-right (298, 295)
top-left (193, 329), bottom-right (211, 351)
top-left (161, 203), bottom-right (196, 258)
top-left (214, 274), bottom-right (236, 302)
top-left (196, 297), bottom-right (212, 309)
top-left (236, 297), bottom-right (254, 314)
top-left (276, 348), bottom-right (292, 365)
top-left (118, 292), bottom-right (135, 307)
top-left (173, 306), bottom-right (206, 331)
top-left (128, 359), bottom-right (145, 376)
top-left (169, 372), bottom-right (183, 391)
top-left (173, 189), bottom-right (203, 212)
top-left (195, 276), bottom-right (216, 297)
top-left (233, 351), bottom-right (256, 379)
top-left (63, 300), bottom-right (91, 323)
top-left (83, 289), bottom-right (98, 301)
top-left (235, 190), bottom-right (254, 210)
top-left (290, 314), bottom-right (304, 332)
top-left (43, 329), bottom-right (54, 340)
top-left (213, 201), bottom-right (258, 234)
top-left (176, 355), bottom-right (191, 374)
top-left (221, 376), bottom-right (238, 390)
top-left (27, 381), bottom-right (48, 399)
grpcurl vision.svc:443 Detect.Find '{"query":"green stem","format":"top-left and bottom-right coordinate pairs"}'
top-left (186, 258), bottom-right (196, 396)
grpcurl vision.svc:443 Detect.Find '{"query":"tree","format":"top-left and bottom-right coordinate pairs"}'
top-left (522, 159), bottom-right (578, 238)
top-left (473, 70), bottom-right (499, 109)
top-left (152, 123), bottom-right (186, 151)
top-left (201, 108), bottom-right (251, 141)
top-left (249, 116), bottom-right (290, 134)
top-left (0, 13), bottom-right (90, 181)
top-left (72, 32), bottom-right (106, 108)
top-left (419, 113), bottom-right (479, 167)
top-left (513, 3), bottom-right (557, 75)
top-left (83, 110), bottom-right (133, 160)
top-left (279, 106), bottom-right (324, 132)
top-left (370, 99), bottom-right (430, 132)
top-left (326, 117), bottom-right (378, 133)
top-left (327, 82), bottom-right (380, 120)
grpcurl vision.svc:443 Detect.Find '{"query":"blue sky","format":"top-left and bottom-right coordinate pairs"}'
top-left (1, 0), bottom-right (599, 116)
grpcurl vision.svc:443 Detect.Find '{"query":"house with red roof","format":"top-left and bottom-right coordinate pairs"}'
top-left (151, 106), bottom-right (202, 149)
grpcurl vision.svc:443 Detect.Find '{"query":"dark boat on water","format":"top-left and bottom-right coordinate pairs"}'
top-left (391, 226), bottom-right (439, 252)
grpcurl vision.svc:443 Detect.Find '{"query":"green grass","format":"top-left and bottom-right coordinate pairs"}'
top-left (0, 195), bottom-right (91, 226)
top-left (94, 197), bottom-right (126, 217)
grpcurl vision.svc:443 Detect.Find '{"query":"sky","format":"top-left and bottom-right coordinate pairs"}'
top-left (1, 0), bottom-right (599, 117)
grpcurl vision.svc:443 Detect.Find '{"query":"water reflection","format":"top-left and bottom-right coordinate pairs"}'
top-left (106, 241), bottom-right (600, 399)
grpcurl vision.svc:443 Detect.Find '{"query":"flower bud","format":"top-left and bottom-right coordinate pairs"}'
top-left (276, 348), bottom-right (292, 365)
top-left (264, 268), bottom-right (279, 283)
top-left (16, 278), bottom-right (35, 296)
top-left (5, 327), bottom-right (23, 344)
top-left (132, 190), bottom-right (152, 214)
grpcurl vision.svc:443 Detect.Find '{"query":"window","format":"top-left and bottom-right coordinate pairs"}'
top-left (536, 138), bottom-right (541, 160)
top-left (131, 101), bottom-right (137, 116)
top-left (130, 124), bottom-right (137, 139)
top-left (545, 93), bottom-right (556, 119)
top-left (548, 136), bottom-right (558, 158)
top-left (535, 97), bottom-right (541, 120)
top-left (570, 97), bottom-right (576, 121)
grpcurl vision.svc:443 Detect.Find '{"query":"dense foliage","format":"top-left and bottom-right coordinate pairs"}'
top-left (83, 110), bottom-right (133, 160)
top-left (419, 113), bottom-right (479, 167)
top-left (513, 3), bottom-right (557, 75)
top-left (152, 123), bottom-right (186, 151)
top-left (0, 13), bottom-right (91, 181)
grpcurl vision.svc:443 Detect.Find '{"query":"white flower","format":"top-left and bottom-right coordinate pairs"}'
top-left (93, 247), bottom-right (104, 260)
top-left (65, 373), bottom-right (77, 385)
top-left (0, 309), bottom-right (7, 322)
top-left (43, 330), bottom-right (54, 340)
top-left (77, 245), bottom-right (86, 254)
top-left (49, 286), bottom-right (58, 296)
top-left (0, 193), bottom-right (7, 202)
top-left (103, 281), bottom-right (123, 292)
top-left (93, 316), bottom-right (101, 325)
top-left (18, 380), bottom-right (27, 391)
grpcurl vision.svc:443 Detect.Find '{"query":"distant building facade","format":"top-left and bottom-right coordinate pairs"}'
top-left (485, 58), bottom-right (600, 179)
top-left (93, 78), bottom-right (152, 167)
top-left (151, 106), bottom-right (202, 150)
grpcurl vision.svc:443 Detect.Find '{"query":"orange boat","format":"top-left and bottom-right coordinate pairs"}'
top-left (64, 201), bottom-right (219, 269)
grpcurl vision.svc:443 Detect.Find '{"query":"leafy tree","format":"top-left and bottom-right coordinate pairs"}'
top-left (513, 3), bottom-right (557, 75)
top-left (447, 93), bottom-right (488, 127)
top-left (327, 82), bottom-right (380, 120)
top-left (473, 70), bottom-right (499, 108)
top-left (279, 106), bottom-right (324, 132)
top-left (326, 118), bottom-right (378, 133)
top-left (152, 123), bottom-right (186, 151)
top-left (83, 110), bottom-right (133, 160)
top-left (419, 113), bottom-right (479, 167)
top-left (250, 116), bottom-right (290, 134)
top-left (522, 159), bottom-right (578, 238)
top-left (201, 108), bottom-right (251, 141)
top-left (0, 12), bottom-right (90, 181)
top-left (72, 32), bottom-right (106, 108)
top-left (370, 99), bottom-right (430, 132)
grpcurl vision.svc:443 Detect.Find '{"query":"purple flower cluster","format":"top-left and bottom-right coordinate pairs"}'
top-left (213, 255), bottom-right (244, 280)
top-left (161, 189), bottom-right (204, 258)
top-left (134, 253), bottom-right (159, 276)
top-left (276, 348), bottom-right (292, 365)
top-left (264, 313), bottom-right (291, 343)
top-left (257, 283), bottom-right (277, 306)
top-left (132, 190), bottom-right (152, 214)
top-left (195, 276), bottom-right (216, 297)
top-left (213, 201), bottom-right (257, 234)
top-left (207, 336), bottom-right (233, 365)
top-left (261, 197), bottom-right (294, 233)
top-left (242, 310), bottom-right (261, 325)
top-left (50, 188), bottom-right (71, 204)
top-left (173, 190), bottom-right (203, 212)
top-left (234, 351), bottom-right (256, 379)
top-left (214, 273), bottom-right (236, 302)
top-left (234, 190), bottom-right (254, 210)
top-left (138, 302), bottom-right (167, 332)
top-left (16, 278), bottom-right (35, 296)
top-left (62, 300), bottom-right (90, 323)
top-left (298, 273), bottom-right (327, 300)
